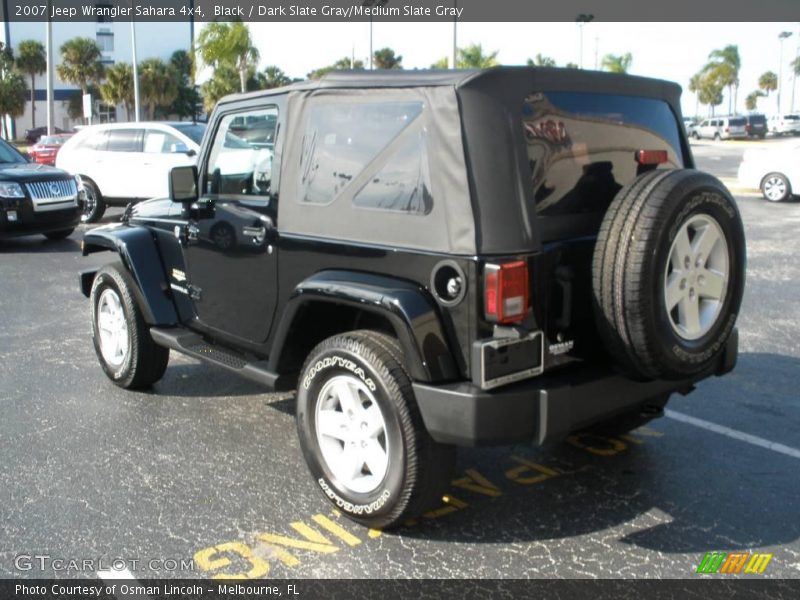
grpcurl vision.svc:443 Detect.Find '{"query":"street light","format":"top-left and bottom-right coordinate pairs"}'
top-left (778, 31), bottom-right (792, 114)
top-left (362, 0), bottom-right (389, 69)
top-left (576, 14), bottom-right (594, 69)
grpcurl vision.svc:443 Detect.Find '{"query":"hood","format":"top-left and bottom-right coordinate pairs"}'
top-left (129, 196), bottom-right (175, 220)
top-left (0, 162), bottom-right (72, 181)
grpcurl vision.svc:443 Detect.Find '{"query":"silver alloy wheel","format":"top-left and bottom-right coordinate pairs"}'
top-left (664, 214), bottom-right (730, 341)
top-left (81, 185), bottom-right (97, 223)
top-left (315, 374), bottom-right (390, 495)
top-left (97, 288), bottom-right (129, 368)
top-left (762, 175), bottom-right (788, 202)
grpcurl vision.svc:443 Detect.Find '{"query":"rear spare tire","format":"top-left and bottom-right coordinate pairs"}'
top-left (592, 169), bottom-right (745, 380)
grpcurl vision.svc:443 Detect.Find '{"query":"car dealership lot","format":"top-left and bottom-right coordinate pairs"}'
top-left (1, 142), bottom-right (799, 581)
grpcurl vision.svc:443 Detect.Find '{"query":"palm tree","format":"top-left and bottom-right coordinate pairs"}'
top-left (373, 48), bottom-right (402, 70)
top-left (457, 44), bottom-right (499, 68)
top-left (16, 40), bottom-right (46, 129)
top-left (758, 71), bottom-right (778, 97)
top-left (527, 54), bottom-right (557, 67)
top-left (706, 45), bottom-right (740, 114)
top-left (138, 58), bottom-right (178, 120)
top-left (745, 90), bottom-right (765, 111)
top-left (307, 57), bottom-right (364, 80)
top-left (56, 37), bottom-right (104, 97)
top-left (196, 22), bottom-right (259, 93)
top-left (430, 56), bottom-right (449, 69)
top-left (260, 65), bottom-right (292, 89)
top-left (698, 71), bottom-right (724, 117)
top-left (100, 63), bottom-right (134, 118)
top-left (170, 50), bottom-right (201, 120)
top-left (0, 43), bottom-right (25, 139)
top-left (688, 72), bottom-right (703, 119)
top-left (601, 53), bottom-right (632, 74)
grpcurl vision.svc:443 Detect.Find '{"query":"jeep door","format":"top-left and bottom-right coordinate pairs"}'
top-left (178, 102), bottom-right (282, 346)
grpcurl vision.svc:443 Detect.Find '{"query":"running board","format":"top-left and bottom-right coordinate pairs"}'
top-left (150, 327), bottom-right (293, 391)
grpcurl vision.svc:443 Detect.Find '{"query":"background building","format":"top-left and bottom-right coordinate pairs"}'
top-left (1, 19), bottom-right (193, 136)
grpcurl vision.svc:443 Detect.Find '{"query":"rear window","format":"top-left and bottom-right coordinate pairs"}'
top-left (522, 91), bottom-right (683, 226)
top-left (107, 129), bottom-right (141, 153)
top-left (747, 115), bottom-right (767, 125)
top-left (728, 118), bottom-right (746, 126)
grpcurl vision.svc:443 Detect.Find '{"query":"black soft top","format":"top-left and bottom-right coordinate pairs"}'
top-left (218, 66), bottom-right (682, 106)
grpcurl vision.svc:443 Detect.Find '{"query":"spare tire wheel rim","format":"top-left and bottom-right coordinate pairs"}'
top-left (315, 374), bottom-right (390, 495)
top-left (97, 288), bottom-right (129, 367)
top-left (664, 213), bottom-right (730, 341)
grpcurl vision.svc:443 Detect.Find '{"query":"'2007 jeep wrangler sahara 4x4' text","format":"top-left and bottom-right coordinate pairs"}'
top-left (80, 68), bottom-right (745, 528)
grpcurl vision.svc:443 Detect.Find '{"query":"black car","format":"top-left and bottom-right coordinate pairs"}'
top-left (24, 126), bottom-right (67, 144)
top-left (0, 138), bottom-right (81, 240)
top-left (79, 68), bottom-right (746, 529)
top-left (744, 114), bottom-right (767, 139)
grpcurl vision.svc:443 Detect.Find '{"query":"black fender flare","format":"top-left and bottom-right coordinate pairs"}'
top-left (268, 270), bottom-right (458, 383)
top-left (81, 224), bottom-right (178, 326)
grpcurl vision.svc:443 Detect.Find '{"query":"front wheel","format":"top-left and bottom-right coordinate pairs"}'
top-left (761, 172), bottom-right (791, 202)
top-left (296, 330), bottom-right (455, 529)
top-left (90, 264), bottom-right (169, 389)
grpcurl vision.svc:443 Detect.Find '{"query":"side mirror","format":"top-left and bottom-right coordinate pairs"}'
top-left (170, 142), bottom-right (196, 157)
top-left (169, 165), bottom-right (198, 203)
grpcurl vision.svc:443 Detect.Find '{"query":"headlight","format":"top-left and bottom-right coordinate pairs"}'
top-left (0, 182), bottom-right (24, 198)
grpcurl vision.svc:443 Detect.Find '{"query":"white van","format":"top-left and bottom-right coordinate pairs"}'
top-left (693, 116), bottom-right (747, 140)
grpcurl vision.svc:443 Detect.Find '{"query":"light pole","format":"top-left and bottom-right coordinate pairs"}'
top-left (778, 31), bottom-right (792, 114)
top-left (131, 19), bottom-right (141, 121)
top-left (452, 0), bottom-right (458, 69)
top-left (45, 5), bottom-right (54, 136)
top-left (576, 14), bottom-right (594, 69)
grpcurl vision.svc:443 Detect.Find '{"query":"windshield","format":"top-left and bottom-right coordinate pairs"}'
top-left (0, 139), bottom-right (27, 164)
top-left (172, 123), bottom-right (206, 145)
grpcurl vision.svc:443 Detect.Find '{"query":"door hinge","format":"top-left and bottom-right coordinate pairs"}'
top-left (187, 284), bottom-right (202, 301)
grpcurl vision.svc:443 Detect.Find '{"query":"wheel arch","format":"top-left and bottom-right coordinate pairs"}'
top-left (81, 224), bottom-right (178, 326)
top-left (268, 270), bottom-right (459, 384)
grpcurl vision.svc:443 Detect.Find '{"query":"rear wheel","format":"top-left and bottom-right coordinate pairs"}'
top-left (593, 169), bottom-right (746, 380)
top-left (80, 178), bottom-right (106, 224)
top-left (761, 173), bottom-right (792, 202)
top-left (296, 330), bottom-right (455, 529)
top-left (90, 264), bottom-right (169, 389)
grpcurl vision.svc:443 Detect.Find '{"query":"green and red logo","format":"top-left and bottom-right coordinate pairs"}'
top-left (696, 552), bottom-right (773, 574)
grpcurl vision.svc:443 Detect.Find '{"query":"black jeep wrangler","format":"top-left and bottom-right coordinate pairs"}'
top-left (80, 68), bottom-right (745, 528)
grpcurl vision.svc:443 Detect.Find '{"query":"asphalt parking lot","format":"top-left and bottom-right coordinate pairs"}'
top-left (1, 138), bottom-right (799, 582)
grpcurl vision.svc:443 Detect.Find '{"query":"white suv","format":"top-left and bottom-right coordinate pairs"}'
top-left (767, 114), bottom-right (800, 136)
top-left (693, 116), bottom-right (747, 140)
top-left (56, 121), bottom-right (205, 222)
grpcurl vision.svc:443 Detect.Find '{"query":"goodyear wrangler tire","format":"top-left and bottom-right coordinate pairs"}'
top-left (296, 330), bottom-right (456, 529)
top-left (592, 169), bottom-right (746, 380)
top-left (90, 264), bottom-right (169, 389)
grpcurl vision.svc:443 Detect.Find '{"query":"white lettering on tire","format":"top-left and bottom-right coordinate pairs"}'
top-left (317, 478), bottom-right (390, 515)
top-left (302, 355), bottom-right (376, 392)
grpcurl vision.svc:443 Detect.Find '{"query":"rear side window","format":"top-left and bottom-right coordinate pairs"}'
top-left (79, 131), bottom-right (109, 151)
top-left (522, 91), bottom-right (684, 220)
top-left (298, 101), bottom-right (432, 214)
top-left (786, 114), bottom-right (799, 121)
top-left (107, 129), bottom-right (142, 152)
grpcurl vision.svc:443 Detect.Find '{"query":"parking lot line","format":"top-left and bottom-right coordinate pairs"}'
top-left (665, 409), bottom-right (800, 460)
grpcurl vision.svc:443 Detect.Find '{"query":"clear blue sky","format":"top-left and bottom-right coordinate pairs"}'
top-left (208, 21), bottom-right (800, 116)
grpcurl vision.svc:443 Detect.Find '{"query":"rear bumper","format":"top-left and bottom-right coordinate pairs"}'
top-left (413, 330), bottom-right (738, 447)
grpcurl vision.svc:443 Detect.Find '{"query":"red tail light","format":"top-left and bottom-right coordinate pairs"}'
top-left (484, 261), bottom-right (529, 324)
top-left (635, 150), bottom-right (668, 165)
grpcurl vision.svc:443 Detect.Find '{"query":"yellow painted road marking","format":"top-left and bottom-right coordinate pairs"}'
top-left (194, 542), bottom-right (269, 580)
top-left (311, 514), bottom-right (362, 546)
top-left (451, 468), bottom-right (503, 497)
top-left (422, 494), bottom-right (468, 519)
top-left (505, 456), bottom-right (560, 485)
top-left (567, 433), bottom-right (628, 456)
